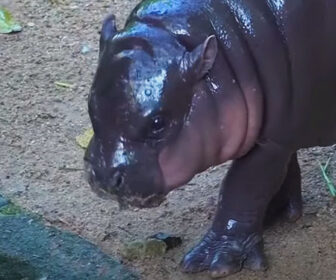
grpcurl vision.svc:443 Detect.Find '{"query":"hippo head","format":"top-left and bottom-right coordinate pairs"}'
top-left (85, 15), bottom-right (218, 208)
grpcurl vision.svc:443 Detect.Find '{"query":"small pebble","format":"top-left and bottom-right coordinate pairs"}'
top-left (149, 233), bottom-right (182, 250)
top-left (81, 44), bottom-right (92, 54)
top-left (122, 239), bottom-right (167, 260)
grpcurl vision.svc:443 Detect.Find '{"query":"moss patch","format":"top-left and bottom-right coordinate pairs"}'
top-left (0, 203), bottom-right (22, 216)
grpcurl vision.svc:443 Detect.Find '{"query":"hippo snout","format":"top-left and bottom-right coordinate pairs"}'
top-left (84, 161), bottom-right (124, 199)
top-left (84, 140), bottom-right (167, 209)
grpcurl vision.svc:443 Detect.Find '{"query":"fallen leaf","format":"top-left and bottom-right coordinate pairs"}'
top-left (55, 81), bottom-right (74, 88)
top-left (0, 7), bottom-right (22, 34)
top-left (76, 128), bottom-right (94, 149)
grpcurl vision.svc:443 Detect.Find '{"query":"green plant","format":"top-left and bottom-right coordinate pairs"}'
top-left (319, 157), bottom-right (336, 197)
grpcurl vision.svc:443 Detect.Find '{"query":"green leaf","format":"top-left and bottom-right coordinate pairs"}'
top-left (0, 7), bottom-right (22, 34)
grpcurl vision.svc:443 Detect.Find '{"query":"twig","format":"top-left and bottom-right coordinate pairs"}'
top-left (58, 166), bottom-right (83, 172)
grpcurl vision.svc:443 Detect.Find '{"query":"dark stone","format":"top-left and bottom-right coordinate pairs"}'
top-left (0, 213), bottom-right (139, 280)
top-left (149, 233), bottom-right (182, 250)
top-left (0, 254), bottom-right (40, 280)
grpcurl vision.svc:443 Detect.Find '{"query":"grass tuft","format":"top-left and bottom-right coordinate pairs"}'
top-left (318, 158), bottom-right (336, 197)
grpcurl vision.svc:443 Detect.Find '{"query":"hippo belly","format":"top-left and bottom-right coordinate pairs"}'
top-left (279, 0), bottom-right (336, 147)
top-left (256, 0), bottom-right (336, 148)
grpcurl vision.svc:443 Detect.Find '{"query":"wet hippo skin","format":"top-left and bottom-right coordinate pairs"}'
top-left (85, 0), bottom-right (336, 277)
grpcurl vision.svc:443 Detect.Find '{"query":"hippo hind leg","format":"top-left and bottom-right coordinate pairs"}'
top-left (264, 152), bottom-right (303, 225)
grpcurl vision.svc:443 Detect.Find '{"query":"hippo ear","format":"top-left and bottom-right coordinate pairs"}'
top-left (99, 14), bottom-right (118, 55)
top-left (182, 35), bottom-right (218, 80)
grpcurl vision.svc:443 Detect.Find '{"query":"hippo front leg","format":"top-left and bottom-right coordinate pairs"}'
top-left (181, 141), bottom-right (293, 278)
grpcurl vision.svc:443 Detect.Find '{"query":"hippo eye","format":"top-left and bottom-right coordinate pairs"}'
top-left (150, 115), bottom-right (166, 137)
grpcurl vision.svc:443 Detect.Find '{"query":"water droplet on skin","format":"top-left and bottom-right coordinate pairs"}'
top-left (268, 0), bottom-right (285, 12)
top-left (211, 82), bottom-right (219, 90)
top-left (232, 79), bottom-right (236, 84)
top-left (226, 219), bottom-right (236, 230)
top-left (227, 0), bottom-right (254, 36)
top-left (145, 89), bottom-right (152, 96)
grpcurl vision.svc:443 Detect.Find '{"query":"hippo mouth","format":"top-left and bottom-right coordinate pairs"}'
top-left (89, 180), bottom-right (167, 209)
top-left (116, 193), bottom-right (167, 209)
top-left (84, 154), bottom-right (167, 209)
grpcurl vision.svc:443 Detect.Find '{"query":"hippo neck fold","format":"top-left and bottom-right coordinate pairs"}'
top-left (192, 46), bottom-right (263, 166)
top-left (159, 48), bottom-right (263, 190)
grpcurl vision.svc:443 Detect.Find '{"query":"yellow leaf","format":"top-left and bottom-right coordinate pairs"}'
top-left (76, 128), bottom-right (94, 149)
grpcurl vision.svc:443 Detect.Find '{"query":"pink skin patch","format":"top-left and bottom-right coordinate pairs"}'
top-left (158, 83), bottom-right (251, 191)
top-left (159, 125), bottom-right (204, 190)
top-left (235, 85), bottom-right (264, 158)
top-left (159, 80), bottom-right (263, 195)
top-left (216, 90), bottom-right (248, 161)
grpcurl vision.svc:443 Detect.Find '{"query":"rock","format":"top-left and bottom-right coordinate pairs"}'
top-left (144, 239), bottom-right (167, 256)
top-left (123, 240), bottom-right (146, 260)
top-left (149, 233), bottom-right (182, 250)
top-left (0, 215), bottom-right (138, 279)
top-left (123, 239), bottom-right (167, 260)
top-left (122, 232), bottom-right (182, 260)
top-left (0, 253), bottom-right (40, 280)
top-left (81, 44), bottom-right (92, 54)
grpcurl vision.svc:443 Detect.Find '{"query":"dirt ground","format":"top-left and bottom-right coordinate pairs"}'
top-left (1, 0), bottom-right (336, 279)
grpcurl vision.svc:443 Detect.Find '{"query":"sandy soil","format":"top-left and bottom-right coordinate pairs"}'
top-left (1, 0), bottom-right (335, 279)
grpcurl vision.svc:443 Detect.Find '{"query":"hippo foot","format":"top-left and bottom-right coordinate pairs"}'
top-left (265, 152), bottom-right (303, 225)
top-left (264, 187), bottom-right (303, 225)
top-left (284, 199), bottom-right (303, 222)
top-left (264, 195), bottom-right (302, 225)
top-left (181, 230), bottom-right (267, 278)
